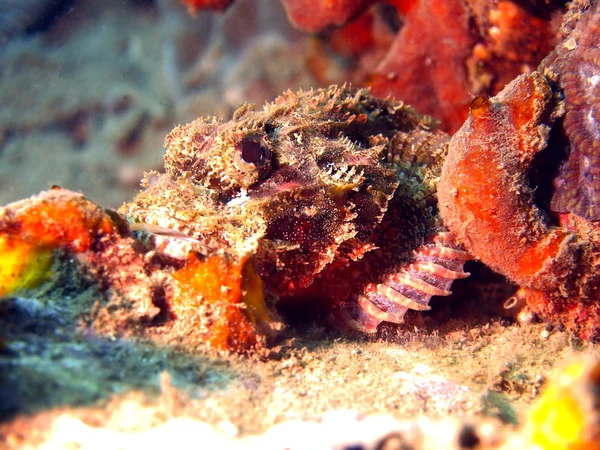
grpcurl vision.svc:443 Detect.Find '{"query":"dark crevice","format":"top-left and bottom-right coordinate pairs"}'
top-left (529, 115), bottom-right (569, 225)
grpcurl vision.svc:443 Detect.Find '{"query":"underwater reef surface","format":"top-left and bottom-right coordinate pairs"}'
top-left (0, 0), bottom-right (599, 449)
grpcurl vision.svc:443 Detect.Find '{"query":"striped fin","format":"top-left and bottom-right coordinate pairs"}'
top-left (340, 232), bottom-right (471, 333)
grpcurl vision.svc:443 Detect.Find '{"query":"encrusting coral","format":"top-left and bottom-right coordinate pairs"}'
top-left (170, 253), bottom-right (276, 351)
top-left (438, 1), bottom-right (600, 340)
top-left (0, 188), bottom-right (121, 298)
top-left (232, 0), bottom-right (566, 134)
top-left (0, 188), bottom-right (171, 331)
top-left (0, 187), bottom-right (277, 353)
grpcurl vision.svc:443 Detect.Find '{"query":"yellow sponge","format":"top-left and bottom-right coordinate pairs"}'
top-left (0, 236), bottom-right (53, 298)
top-left (523, 358), bottom-right (600, 450)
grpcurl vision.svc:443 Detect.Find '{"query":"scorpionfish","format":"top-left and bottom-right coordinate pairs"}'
top-left (122, 85), bottom-right (470, 333)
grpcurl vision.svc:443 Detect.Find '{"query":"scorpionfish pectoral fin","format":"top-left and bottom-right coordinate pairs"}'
top-left (339, 232), bottom-right (471, 333)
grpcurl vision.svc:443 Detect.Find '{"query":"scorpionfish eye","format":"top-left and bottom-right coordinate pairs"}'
top-left (238, 135), bottom-right (270, 166)
top-left (231, 134), bottom-right (274, 189)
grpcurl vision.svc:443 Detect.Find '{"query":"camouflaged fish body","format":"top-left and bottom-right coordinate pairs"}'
top-left (122, 85), bottom-right (469, 332)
